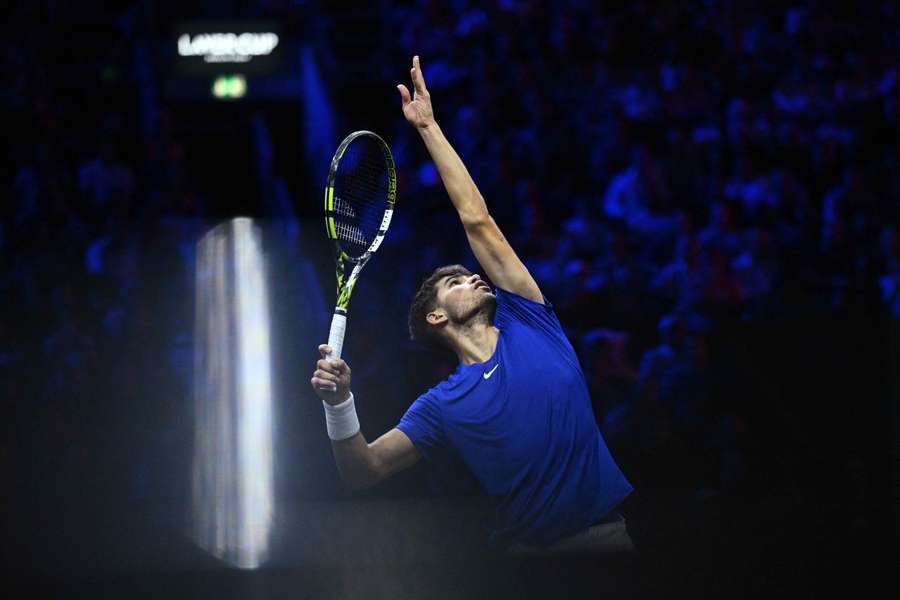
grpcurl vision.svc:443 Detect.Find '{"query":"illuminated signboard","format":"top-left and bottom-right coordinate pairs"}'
top-left (173, 21), bottom-right (282, 76)
top-left (179, 32), bottom-right (279, 63)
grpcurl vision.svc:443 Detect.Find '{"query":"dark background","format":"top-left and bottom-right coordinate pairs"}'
top-left (1, 0), bottom-right (896, 598)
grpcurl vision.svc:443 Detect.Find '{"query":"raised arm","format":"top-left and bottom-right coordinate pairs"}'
top-left (397, 55), bottom-right (543, 304)
top-left (311, 345), bottom-right (421, 489)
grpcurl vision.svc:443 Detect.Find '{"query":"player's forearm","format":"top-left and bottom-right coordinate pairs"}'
top-left (330, 432), bottom-right (380, 490)
top-left (418, 122), bottom-right (489, 227)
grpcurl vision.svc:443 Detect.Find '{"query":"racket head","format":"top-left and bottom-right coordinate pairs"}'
top-left (324, 131), bottom-right (396, 263)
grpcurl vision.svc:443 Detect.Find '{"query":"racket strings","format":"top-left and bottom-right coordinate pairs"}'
top-left (332, 139), bottom-right (390, 259)
top-left (334, 221), bottom-right (367, 248)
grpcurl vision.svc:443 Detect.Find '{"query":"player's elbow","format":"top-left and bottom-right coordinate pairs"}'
top-left (459, 207), bottom-right (491, 231)
top-left (340, 456), bottom-right (385, 491)
top-left (456, 191), bottom-right (490, 228)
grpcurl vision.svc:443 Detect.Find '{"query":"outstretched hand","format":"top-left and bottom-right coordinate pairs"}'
top-left (397, 55), bottom-right (435, 129)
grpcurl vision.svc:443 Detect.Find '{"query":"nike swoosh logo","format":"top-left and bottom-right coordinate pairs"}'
top-left (483, 364), bottom-right (500, 380)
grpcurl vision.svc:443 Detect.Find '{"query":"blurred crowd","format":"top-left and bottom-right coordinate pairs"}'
top-left (379, 0), bottom-right (897, 493)
top-left (2, 0), bottom-right (895, 513)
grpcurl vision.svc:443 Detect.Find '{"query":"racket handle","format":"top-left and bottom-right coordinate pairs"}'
top-left (326, 311), bottom-right (347, 361)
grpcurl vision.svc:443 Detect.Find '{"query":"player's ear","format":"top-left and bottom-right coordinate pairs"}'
top-left (426, 309), bottom-right (447, 326)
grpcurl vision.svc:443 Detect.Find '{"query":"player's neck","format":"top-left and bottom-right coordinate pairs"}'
top-left (450, 322), bottom-right (499, 365)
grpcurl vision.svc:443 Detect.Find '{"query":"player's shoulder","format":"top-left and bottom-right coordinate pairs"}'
top-left (495, 286), bottom-right (560, 332)
top-left (495, 285), bottom-right (552, 309)
top-left (428, 366), bottom-right (481, 400)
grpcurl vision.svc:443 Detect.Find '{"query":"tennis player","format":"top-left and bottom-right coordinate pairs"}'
top-left (311, 56), bottom-right (634, 553)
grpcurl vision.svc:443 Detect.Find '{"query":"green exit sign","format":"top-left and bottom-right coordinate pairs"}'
top-left (212, 74), bottom-right (247, 99)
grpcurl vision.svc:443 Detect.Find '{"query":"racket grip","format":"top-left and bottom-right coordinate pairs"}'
top-left (326, 311), bottom-right (347, 361)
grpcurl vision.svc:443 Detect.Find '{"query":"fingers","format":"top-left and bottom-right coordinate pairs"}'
top-left (316, 358), bottom-right (349, 375)
top-left (310, 376), bottom-right (337, 392)
top-left (411, 55), bottom-right (426, 95)
top-left (313, 369), bottom-right (339, 385)
top-left (397, 84), bottom-right (411, 105)
top-left (311, 360), bottom-right (343, 392)
top-left (313, 345), bottom-right (350, 395)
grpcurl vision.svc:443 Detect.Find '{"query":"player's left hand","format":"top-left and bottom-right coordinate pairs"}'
top-left (397, 55), bottom-right (435, 129)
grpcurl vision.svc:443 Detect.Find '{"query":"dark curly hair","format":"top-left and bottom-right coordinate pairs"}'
top-left (408, 264), bottom-right (472, 350)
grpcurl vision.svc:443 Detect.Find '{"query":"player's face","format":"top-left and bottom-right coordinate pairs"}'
top-left (437, 272), bottom-right (496, 324)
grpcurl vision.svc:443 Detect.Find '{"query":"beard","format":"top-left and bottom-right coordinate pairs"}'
top-left (454, 292), bottom-right (497, 328)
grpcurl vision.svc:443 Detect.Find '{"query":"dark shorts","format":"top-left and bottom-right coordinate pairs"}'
top-left (505, 511), bottom-right (636, 557)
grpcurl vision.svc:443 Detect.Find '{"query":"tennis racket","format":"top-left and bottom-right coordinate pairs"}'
top-left (323, 130), bottom-right (397, 361)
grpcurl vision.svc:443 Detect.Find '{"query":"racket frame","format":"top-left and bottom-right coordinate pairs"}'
top-left (323, 130), bottom-right (396, 360)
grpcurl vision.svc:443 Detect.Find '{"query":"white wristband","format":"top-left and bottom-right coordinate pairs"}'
top-left (323, 392), bottom-right (360, 441)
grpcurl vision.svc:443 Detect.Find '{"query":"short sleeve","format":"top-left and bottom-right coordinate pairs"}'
top-left (494, 287), bottom-right (562, 332)
top-left (396, 392), bottom-right (446, 463)
top-left (494, 287), bottom-right (579, 364)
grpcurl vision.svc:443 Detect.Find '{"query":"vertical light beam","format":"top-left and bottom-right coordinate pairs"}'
top-left (190, 218), bottom-right (274, 569)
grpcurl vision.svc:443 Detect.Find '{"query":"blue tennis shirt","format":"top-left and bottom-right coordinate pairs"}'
top-left (397, 287), bottom-right (633, 545)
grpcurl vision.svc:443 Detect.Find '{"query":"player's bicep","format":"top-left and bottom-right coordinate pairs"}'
top-left (464, 216), bottom-right (543, 304)
top-left (369, 427), bottom-right (421, 481)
